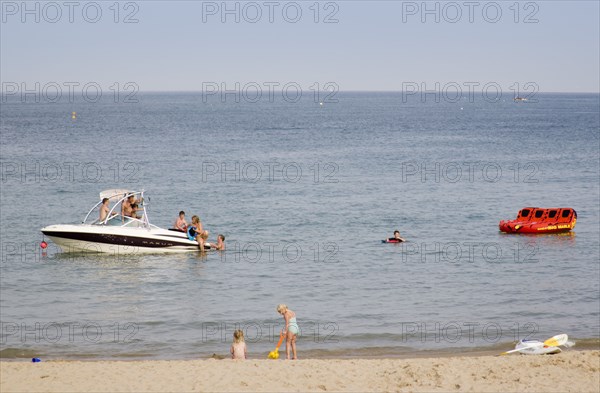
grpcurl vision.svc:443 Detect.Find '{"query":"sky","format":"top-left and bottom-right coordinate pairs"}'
top-left (1, 1), bottom-right (599, 93)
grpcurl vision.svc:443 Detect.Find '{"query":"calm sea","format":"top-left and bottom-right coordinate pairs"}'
top-left (1, 92), bottom-right (599, 359)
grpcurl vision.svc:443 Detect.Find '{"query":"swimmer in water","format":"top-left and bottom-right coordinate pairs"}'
top-left (386, 230), bottom-right (405, 243)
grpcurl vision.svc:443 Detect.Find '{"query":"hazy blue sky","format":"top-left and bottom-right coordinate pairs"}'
top-left (1, 1), bottom-right (599, 92)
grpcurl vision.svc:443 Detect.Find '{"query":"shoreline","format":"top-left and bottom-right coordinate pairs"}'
top-left (2, 338), bottom-right (598, 361)
top-left (2, 350), bottom-right (598, 392)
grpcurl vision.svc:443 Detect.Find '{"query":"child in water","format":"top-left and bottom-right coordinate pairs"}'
top-left (386, 230), bottom-right (405, 243)
top-left (230, 329), bottom-right (247, 360)
top-left (212, 234), bottom-right (226, 250)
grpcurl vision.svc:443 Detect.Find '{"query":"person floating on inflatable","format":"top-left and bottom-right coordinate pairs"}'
top-left (383, 230), bottom-right (405, 243)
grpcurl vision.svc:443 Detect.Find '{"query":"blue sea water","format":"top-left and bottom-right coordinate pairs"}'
top-left (0, 92), bottom-right (599, 359)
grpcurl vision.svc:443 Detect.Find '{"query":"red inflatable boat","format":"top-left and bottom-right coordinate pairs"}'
top-left (499, 207), bottom-right (577, 234)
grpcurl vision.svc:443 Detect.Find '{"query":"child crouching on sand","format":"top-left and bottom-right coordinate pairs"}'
top-left (230, 329), bottom-right (247, 360)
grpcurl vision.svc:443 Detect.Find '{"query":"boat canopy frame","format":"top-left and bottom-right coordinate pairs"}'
top-left (82, 190), bottom-right (151, 229)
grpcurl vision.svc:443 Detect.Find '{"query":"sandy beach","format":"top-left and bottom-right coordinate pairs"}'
top-left (1, 350), bottom-right (598, 393)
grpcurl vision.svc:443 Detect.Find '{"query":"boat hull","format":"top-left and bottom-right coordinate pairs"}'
top-left (499, 207), bottom-right (577, 234)
top-left (42, 224), bottom-right (199, 254)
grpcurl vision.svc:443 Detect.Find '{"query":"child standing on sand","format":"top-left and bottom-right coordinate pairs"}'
top-left (277, 304), bottom-right (299, 360)
top-left (230, 330), bottom-right (247, 360)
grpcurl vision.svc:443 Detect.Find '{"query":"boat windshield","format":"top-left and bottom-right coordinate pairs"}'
top-left (94, 214), bottom-right (148, 227)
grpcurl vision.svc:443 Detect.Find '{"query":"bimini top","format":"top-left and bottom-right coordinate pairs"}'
top-left (99, 189), bottom-right (134, 202)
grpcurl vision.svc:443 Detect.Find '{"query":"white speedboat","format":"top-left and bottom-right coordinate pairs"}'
top-left (41, 190), bottom-right (201, 254)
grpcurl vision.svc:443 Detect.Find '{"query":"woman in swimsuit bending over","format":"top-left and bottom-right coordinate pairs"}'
top-left (277, 304), bottom-right (299, 360)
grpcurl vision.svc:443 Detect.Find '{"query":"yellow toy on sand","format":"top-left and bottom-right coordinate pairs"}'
top-left (268, 332), bottom-right (285, 359)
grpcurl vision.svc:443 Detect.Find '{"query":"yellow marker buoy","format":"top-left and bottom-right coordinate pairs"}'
top-left (71, 112), bottom-right (77, 120)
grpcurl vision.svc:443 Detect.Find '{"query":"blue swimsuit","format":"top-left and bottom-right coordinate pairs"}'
top-left (288, 317), bottom-right (300, 335)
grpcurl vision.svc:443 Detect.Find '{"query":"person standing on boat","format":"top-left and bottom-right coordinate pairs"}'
top-left (277, 304), bottom-right (299, 360)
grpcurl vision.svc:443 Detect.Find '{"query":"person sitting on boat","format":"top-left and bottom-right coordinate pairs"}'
top-left (212, 234), bottom-right (225, 251)
top-left (386, 230), bottom-right (405, 243)
top-left (121, 194), bottom-right (136, 218)
top-left (98, 198), bottom-right (117, 223)
top-left (188, 215), bottom-right (209, 251)
top-left (130, 203), bottom-right (140, 219)
top-left (173, 211), bottom-right (187, 232)
top-left (99, 198), bottom-right (111, 222)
